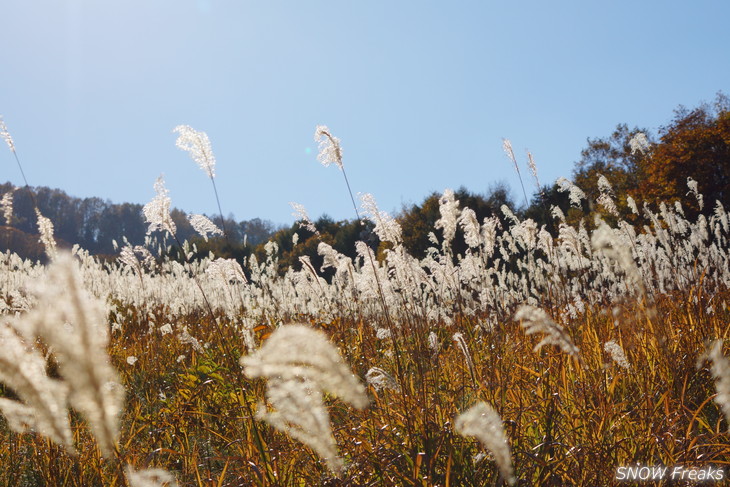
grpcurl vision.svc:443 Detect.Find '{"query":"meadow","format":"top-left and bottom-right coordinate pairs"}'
top-left (0, 124), bottom-right (729, 486)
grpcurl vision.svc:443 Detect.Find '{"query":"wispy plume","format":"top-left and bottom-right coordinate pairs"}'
top-left (455, 402), bottom-right (516, 486)
top-left (699, 340), bottom-right (730, 432)
top-left (515, 305), bottom-right (580, 358)
top-left (629, 132), bottom-right (650, 155)
top-left (19, 253), bottom-right (124, 456)
top-left (556, 177), bottom-right (586, 208)
top-left (290, 202), bottom-right (318, 234)
top-left (596, 174), bottom-right (619, 217)
top-left (0, 116), bottom-right (16, 153)
top-left (125, 466), bottom-right (179, 487)
top-left (503, 138), bottom-right (529, 207)
top-left (188, 214), bottom-right (223, 241)
top-left (0, 322), bottom-right (73, 451)
top-left (314, 125), bottom-right (344, 170)
top-left (118, 245), bottom-right (155, 275)
top-left (206, 258), bottom-right (247, 284)
top-left (1, 190), bottom-right (13, 224)
top-left (526, 150), bottom-right (541, 191)
top-left (365, 367), bottom-right (399, 392)
top-left (687, 177), bottom-right (704, 211)
top-left (173, 125), bottom-right (216, 179)
top-left (35, 208), bottom-right (57, 259)
top-left (173, 125), bottom-right (228, 238)
top-left (242, 324), bottom-right (368, 474)
top-left (360, 193), bottom-right (402, 244)
top-left (604, 340), bottom-right (630, 369)
top-left (143, 176), bottom-right (176, 236)
top-left (453, 332), bottom-right (476, 383)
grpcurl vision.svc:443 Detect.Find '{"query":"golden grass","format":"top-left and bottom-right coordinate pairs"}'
top-left (0, 288), bottom-right (728, 486)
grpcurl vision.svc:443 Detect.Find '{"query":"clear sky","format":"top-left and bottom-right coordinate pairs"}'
top-left (2, 1), bottom-right (729, 225)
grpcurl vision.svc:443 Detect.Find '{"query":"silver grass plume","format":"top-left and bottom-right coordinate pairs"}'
top-left (0, 321), bottom-right (73, 451)
top-left (241, 324), bottom-right (368, 474)
top-left (206, 258), bottom-right (247, 284)
top-left (173, 125), bottom-right (216, 179)
top-left (1, 191), bottom-right (12, 224)
top-left (365, 367), bottom-right (399, 392)
top-left (143, 176), bottom-right (176, 235)
top-left (455, 402), bottom-right (516, 486)
top-left (604, 340), bottom-right (630, 369)
top-left (435, 189), bottom-right (460, 248)
top-left (591, 217), bottom-right (642, 292)
top-left (188, 214), bottom-right (223, 241)
top-left (502, 139), bottom-right (519, 175)
top-left (290, 202), bottom-right (318, 234)
top-left (314, 125), bottom-right (343, 170)
top-left (699, 340), bottom-right (730, 432)
top-left (25, 253), bottom-right (124, 457)
top-left (35, 208), bottom-right (57, 259)
top-left (629, 132), bottom-right (650, 155)
top-left (596, 174), bottom-right (619, 217)
top-left (360, 193), bottom-right (402, 243)
top-left (118, 245), bottom-right (155, 276)
top-left (458, 207), bottom-right (481, 248)
top-left (526, 150), bottom-right (541, 190)
top-left (514, 305), bottom-right (580, 358)
top-left (0, 116), bottom-right (15, 153)
top-left (125, 466), bottom-right (179, 487)
top-left (687, 177), bottom-right (704, 211)
top-left (626, 196), bottom-right (639, 215)
top-left (502, 138), bottom-right (529, 207)
top-left (556, 177), bottom-right (586, 208)
top-left (453, 332), bottom-right (476, 382)
top-left (428, 331), bottom-right (440, 354)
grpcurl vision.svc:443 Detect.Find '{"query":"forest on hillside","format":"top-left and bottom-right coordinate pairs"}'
top-left (2, 94), bottom-right (729, 270)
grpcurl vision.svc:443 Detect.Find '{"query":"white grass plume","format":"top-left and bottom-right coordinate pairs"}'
top-left (1, 191), bottom-right (12, 224)
top-left (188, 214), bottom-right (223, 241)
top-left (35, 208), bottom-right (57, 260)
top-left (629, 132), bottom-right (650, 155)
top-left (687, 177), bottom-right (704, 211)
top-left (515, 305), bottom-right (580, 358)
top-left (453, 332), bottom-right (476, 382)
top-left (556, 177), bottom-right (586, 208)
top-left (290, 202), bottom-right (318, 234)
top-left (455, 402), bottom-right (516, 486)
top-left (365, 367), bottom-right (399, 392)
top-left (143, 176), bottom-right (176, 236)
top-left (125, 466), bottom-right (178, 487)
top-left (118, 245), bottom-right (155, 276)
top-left (700, 340), bottom-right (730, 432)
top-left (173, 125), bottom-right (216, 179)
top-left (314, 125), bottom-right (343, 170)
top-left (360, 193), bottom-right (402, 244)
top-left (206, 258), bottom-right (247, 284)
top-left (25, 252), bottom-right (124, 457)
top-left (0, 116), bottom-right (15, 153)
top-left (604, 340), bottom-right (630, 369)
top-left (0, 321), bottom-right (73, 451)
top-left (241, 324), bottom-right (368, 474)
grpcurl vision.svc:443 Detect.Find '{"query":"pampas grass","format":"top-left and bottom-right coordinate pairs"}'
top-left (455, 402), bottom-right (516, 486)
top-left (241, 324), bottom-right (368, 474)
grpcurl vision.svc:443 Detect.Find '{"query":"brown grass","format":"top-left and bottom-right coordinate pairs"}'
top-left (1, 284), bottom-right (728, 486)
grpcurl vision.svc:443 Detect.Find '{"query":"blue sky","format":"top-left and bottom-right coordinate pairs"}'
top-left (2, 1), bottom-right (729, 225)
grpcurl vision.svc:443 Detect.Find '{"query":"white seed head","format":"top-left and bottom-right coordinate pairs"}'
top-left (173, 125), bottom-right (216, 179)
top-left (314, 125), bottom-right (343, 170)
top-left (455, 402), bottom-right (515, 486)
top-left (143, 176), bottom-right (176, 236)
top-left (188, 214), bottom-right (223, 241)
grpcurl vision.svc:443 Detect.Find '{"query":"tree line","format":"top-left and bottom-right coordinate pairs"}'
top-left (2, 94), bottom-right (728, 268)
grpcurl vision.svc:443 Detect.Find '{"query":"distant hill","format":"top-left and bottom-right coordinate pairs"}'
top-left (0, 182), bottom-right (279, 260)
